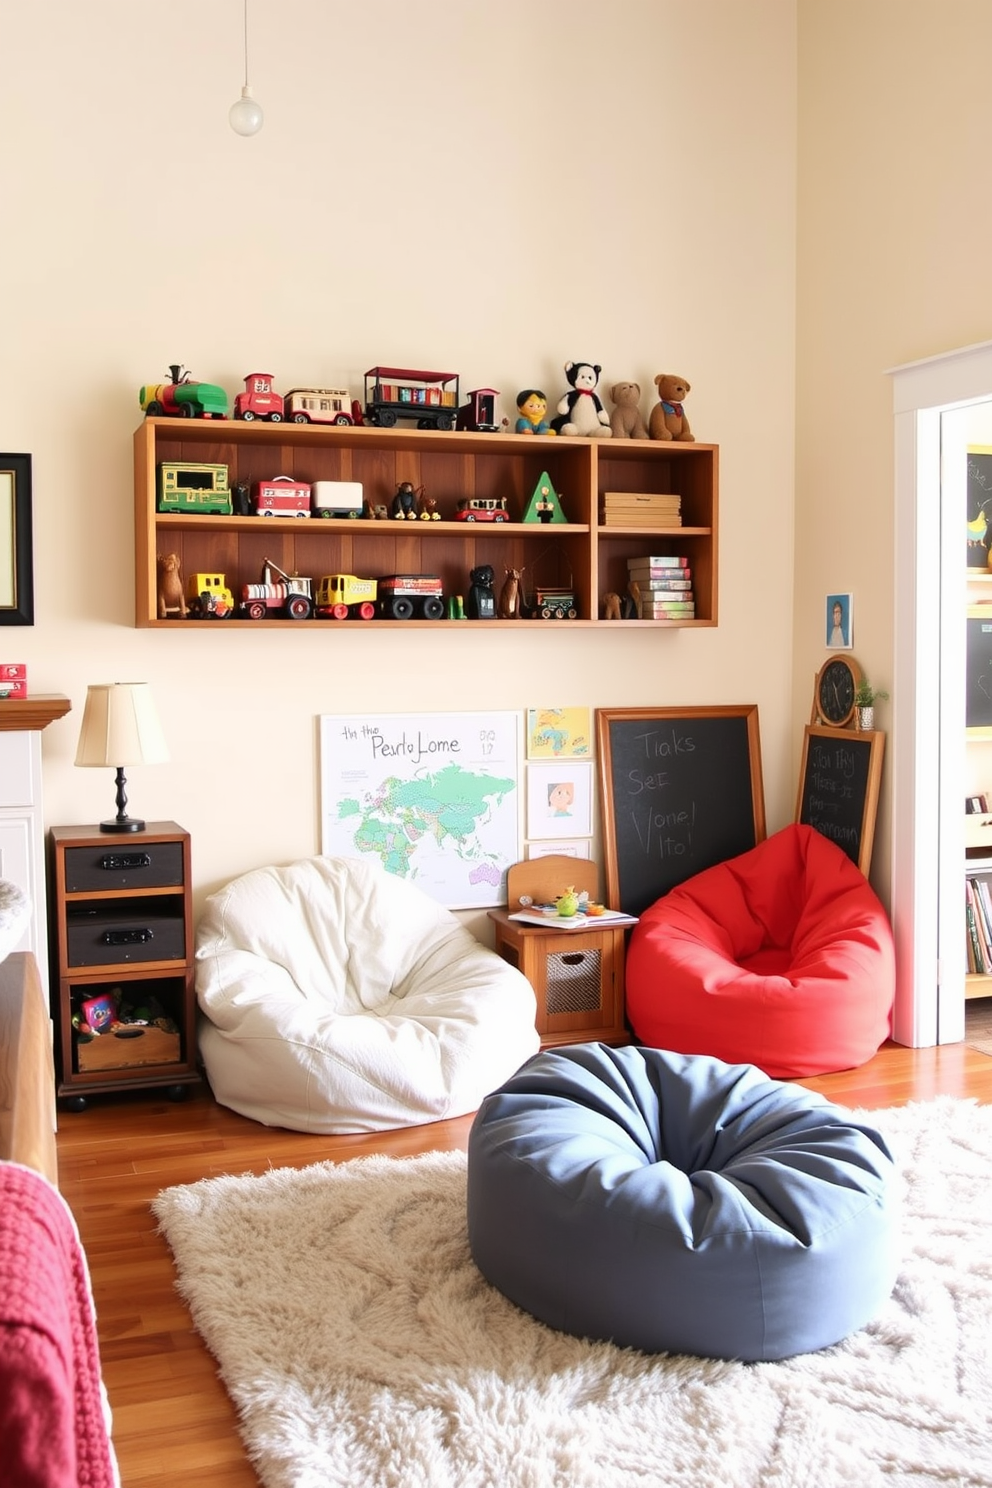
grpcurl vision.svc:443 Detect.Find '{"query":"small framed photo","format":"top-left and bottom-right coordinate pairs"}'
top-left (0, 454), bottom-right (33, 627)
top-left (526, 761), bottom-right (594, 840)
top-left (826, 592), bottom-right (853, 650)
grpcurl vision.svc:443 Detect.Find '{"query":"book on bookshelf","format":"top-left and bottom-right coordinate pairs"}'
top-left (507, 908), bottom-right (639, 930)
top-left (966, 881), bottom-right (987, 972)
top-left (630, 577), bottom-right (694, 591)
top-left (603, 492), bottom-right (681, 509)
top-left (627, 555), bottom-right (689, 570)
top-left (638, 603), bottom-right (696, 618)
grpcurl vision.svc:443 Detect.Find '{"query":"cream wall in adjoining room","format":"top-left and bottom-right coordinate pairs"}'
top-left (0, 2), bottom-right (798, 940)
top-left (795, 0), bottom-right (992, 910)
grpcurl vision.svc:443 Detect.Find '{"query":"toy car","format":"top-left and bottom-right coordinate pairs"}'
top-left (530, 588), bottom-right (578, 620)
top-left (186, 573), bottom-right (235, 618)
top-left (240, 560), bottom-right (314, 620)
top-left (455, 497), bottom-right (510, 522)
top-left (157, 462), bottom-right (232, 514)
top-left (364, 367), bottom-right (460, 430)
top-left (234, 372), bottom-right (284, 422)
top-left (377, 575), bottom-right (445, 620)
top-left (140, 363), bottom-right (228, 420)
top-left (253, 475), bottom-right (311, 517)
top-left (284, 388), bottom-right (354, 425)
top-left (315, 575), bottom-right (377, 619)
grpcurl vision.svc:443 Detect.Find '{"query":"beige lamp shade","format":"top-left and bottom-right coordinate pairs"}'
top-left (75, 683), bottom-right (169, 833)
top-left (75, 683), bottom-right (170, 768)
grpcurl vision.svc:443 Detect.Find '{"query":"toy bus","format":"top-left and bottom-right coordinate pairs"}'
top-left (240, 560), bottom-right (314, 620)
top-left (157, 461), bottom-right (232, 514)
top-left (312, 480), bottom-right (364, 518)
top-left (456, 387), bottom-right (502, 433)
top-left (234, 372), bottom-right (284, 422)
top-left (284, 387), bottom-right (354, 425)
top-left (253, 475), bottom-right (311, 517)
top-left (186, 573), bottom-right (235, 618)
top-left (377, 574), bottom-right (445, 620)
top-left (363, 367), bottom-right (460, 430)
top-left (140, 364), bottom-right (228, 420)
top-left (315, 575), bottom-right (378, 619)
top-left (455, 496), bottom-right (509, 523)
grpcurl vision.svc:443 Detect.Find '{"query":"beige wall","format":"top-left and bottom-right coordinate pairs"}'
top-left (2, 1), bottom-right (798, 937)
top-left (795, 0), bottom-right (992, 902)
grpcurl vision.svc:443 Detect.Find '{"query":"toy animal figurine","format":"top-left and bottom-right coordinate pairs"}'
top-left (609, 381), bottom-right (650, 440)
top-left (551, 362), bottom-right (612, 438)
top-left (515, 389), bottom-right (557, 436)
top-left (466, 564), bottom-right (497, 620)
top-left (157, 552), bottom-right (188, 619)
top-left (392, 481), bottom-right (422, 519)
top-left (603, 591), bottom-right (623, 621)
top-left (418, 489), bottom-right (440, 520)
top-left (498, 567), bottom-right (524, 619)
top-left (649, 374), bottom-right (694, 442)
top-left (231, 479), bottom-right (252, 516)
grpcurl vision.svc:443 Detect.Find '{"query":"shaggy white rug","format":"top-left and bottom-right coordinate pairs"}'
top-left (153, 1097), bottom-right (992, 1488)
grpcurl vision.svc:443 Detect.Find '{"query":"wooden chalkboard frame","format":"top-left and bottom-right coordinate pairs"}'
top-left (795, 725), bottom-right (885, 876)
top-left (596, 705), bottom-right (766, 917)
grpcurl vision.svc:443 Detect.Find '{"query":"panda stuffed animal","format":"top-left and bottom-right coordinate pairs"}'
top-left (551, 361), bottom-right (613, 438)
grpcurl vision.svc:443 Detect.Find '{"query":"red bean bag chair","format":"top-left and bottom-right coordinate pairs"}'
top-left (625, 824), bottom-right (895, 1078)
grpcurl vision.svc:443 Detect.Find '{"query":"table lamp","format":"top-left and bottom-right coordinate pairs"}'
top-left (74, 683), bottom-right (170, 833)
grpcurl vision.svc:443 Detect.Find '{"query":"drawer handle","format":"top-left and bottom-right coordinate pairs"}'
top-left (562, 952), bottom-right (586, 967)
top-left (99, 853), bottom-right (152, 871)
top-left (100, 928), bottom-right (154, 946)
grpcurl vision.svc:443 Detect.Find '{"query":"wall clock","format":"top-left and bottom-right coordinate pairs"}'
top-left (813, 654), bottom-right (863, 728)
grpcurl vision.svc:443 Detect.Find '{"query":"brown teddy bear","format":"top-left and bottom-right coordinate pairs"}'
top-left (157, 552), bottom-right (187, 619)
top-left (649, 374), bottom-right (694, 442)
top-left (608, 381), bottom-right (649, 440)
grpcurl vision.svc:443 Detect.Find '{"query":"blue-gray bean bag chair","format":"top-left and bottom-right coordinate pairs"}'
top-left (467, 1042), bottom-right (898, 1362)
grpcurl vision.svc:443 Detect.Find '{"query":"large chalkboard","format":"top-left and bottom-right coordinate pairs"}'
top-left (795, 725), bottom-right (885, 875)
top-left (967, 609), bottom-right (992, 728)
top-left (596, 707), bottom-right (766, 918)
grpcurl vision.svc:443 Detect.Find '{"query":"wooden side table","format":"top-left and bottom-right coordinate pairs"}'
top-left (489, 855), bottom-right (630, 1048)
top-left (488, 909), bottom-right (628, 1048)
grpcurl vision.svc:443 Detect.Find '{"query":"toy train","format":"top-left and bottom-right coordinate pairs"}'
top-left (141, 367), bottom-right (505, 435)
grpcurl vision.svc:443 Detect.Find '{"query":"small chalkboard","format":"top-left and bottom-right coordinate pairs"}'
top-left (967, 608), bottom-right (992, 729)
top-left (795, 725), bottom-right (885, 875)
top-left (596, 706), bottom-right (766, 918)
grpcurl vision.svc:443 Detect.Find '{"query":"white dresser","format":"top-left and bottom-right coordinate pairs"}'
top-left (0, 696), bottom-right (71, 993)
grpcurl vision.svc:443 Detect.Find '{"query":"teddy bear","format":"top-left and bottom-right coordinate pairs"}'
top-left (550, 361), bottom-right (613, 438)
top-left (608, 381), bottom-right (649, 440)
top-left (649, 374), bottom-right (694, 442)
top-left (157, 552), bottom-right (187, 618)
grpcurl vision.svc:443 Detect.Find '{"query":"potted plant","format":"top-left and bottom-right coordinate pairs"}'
top-left (854, 678), bottom-right (889, 731)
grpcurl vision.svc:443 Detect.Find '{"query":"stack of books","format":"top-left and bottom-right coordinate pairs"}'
top-left (627, 555), bottom-right (695, 619)
top-left (601, 491), bottom-right (682, 528)
top-left (966, 873), bottom-right (992, 972)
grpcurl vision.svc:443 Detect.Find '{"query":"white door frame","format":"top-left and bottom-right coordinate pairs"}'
top-left (890, 339), bottom-right (992, 1045)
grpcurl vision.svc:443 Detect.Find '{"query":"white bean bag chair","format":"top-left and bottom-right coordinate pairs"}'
top-left (195, 855), bottom-right (540, 1133)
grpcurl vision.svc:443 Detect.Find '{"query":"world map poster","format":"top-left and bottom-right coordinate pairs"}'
top-left (319, 711), bottom-right (521, 908)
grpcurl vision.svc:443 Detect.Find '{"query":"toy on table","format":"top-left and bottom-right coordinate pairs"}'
top-left (550, 362), bottom-right (613, 438)
top-left (139, 363), bottom-right (228, 420)
top-left (649, 374), bottom-right (694, 442)
top-left (466, 564), bottom-right (496, 619)
top-left (234, 372), bottom-right (285, 422)
top-left (608, 381), bottom-right (650, 440)
top-left (515, 389), bottom-right (557, 436)
top-left (157, 552), bottom-right (188, 619)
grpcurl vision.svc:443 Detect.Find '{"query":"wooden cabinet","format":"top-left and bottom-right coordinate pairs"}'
top-left (134, 417), bottom-right (718, 629)
top-left (48, 822), bottom-right (199, 1107)
top-left (488, 910), bottom-right (628, 1048)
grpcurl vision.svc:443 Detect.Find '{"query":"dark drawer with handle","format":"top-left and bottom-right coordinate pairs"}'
top-left (65, 911), bottom-right (186, 968)
top-left (63, 841), bottom-right (185, 893)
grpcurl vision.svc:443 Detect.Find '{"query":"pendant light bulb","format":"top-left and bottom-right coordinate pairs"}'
top-left (229, 85), bottom-right (263, 136)
top-left (229, 0), bottom-right (263, 136)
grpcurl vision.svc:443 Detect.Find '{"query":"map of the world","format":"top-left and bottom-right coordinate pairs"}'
top-left (319, 712), bottom-right (521, 908)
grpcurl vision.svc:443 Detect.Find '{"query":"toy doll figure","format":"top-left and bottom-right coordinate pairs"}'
top-left (515, 390), bottom-right (557, 436)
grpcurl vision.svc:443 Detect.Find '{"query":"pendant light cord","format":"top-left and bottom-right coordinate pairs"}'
top-left (242, 0), bottom-right (250, 89)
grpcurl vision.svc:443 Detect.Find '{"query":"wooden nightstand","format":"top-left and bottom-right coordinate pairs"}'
top-left (488, 856), bottom-right (630, 1048)
top-left (48, 822), bottom-right (199, 1108)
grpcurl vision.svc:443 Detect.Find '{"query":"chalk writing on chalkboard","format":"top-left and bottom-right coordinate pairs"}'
top-left (795, 725), bottom-right (885, 876)
top-left (596, 706), bottom-right (766, 918)
top-left (966, 610), bottom-right (992, 729)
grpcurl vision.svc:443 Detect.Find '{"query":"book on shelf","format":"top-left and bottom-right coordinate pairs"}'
top-left (638, 603), bottom-right (696, 618)
top-left (627, 555), bottom-right (689, 569)
top-left (603, 518), bottom-right (683, 530)
top-left (966, 881), bottom-right (988, 972)
top-left (507, 907), bottom-right (639, 930)
top-left (603, 491), bottom-right (681, 510)
top-left (629, 577), bottom-right (694, 591)
top-left (974, 874), bottom-right (992, 951)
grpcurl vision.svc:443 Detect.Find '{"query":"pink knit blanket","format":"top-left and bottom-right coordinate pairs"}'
top-left (0, 1161), bottom-right (118, 1487)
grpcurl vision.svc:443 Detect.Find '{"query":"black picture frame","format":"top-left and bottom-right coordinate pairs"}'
top-left (0, 453), bottom-right (34, 626)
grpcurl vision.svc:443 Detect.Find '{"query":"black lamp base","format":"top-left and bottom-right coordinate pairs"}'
top-left (99, 766), bottom-right (146, 833)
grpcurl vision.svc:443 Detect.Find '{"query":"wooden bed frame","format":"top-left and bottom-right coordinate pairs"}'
top-left (0, 952), bottom-right (57, 1184)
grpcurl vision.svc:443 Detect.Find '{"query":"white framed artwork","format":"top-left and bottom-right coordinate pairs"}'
top-left (526, 838), bottom-right (593, 859)
top-left (526, 760), bottom-right (594, 840)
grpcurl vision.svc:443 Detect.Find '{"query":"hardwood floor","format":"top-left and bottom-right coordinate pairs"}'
top-left (57, 1035), bottom-right (992, 1488)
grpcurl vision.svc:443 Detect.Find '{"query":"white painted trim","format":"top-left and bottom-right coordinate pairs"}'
top-left (889, 341), bottom-right (992, 1044)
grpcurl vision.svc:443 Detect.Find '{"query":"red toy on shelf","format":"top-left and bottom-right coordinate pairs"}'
top-left (234, 372), bottom-right (285, 422)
